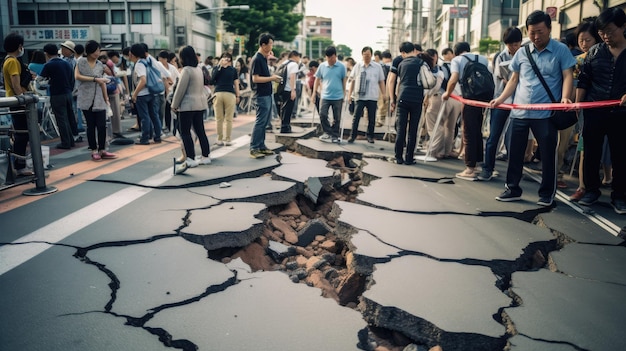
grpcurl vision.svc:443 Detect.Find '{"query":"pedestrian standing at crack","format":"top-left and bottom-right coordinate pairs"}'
top-left (249, 33), bottom-right (283, 159)
top-left (490, 11), bottom-right (576, 207)
top-left (575, 7), bottom-right (626, 214)
top-left (170, 45), bottom-right (211, 170)
top-left (313, 46), bottom-right (347, 143)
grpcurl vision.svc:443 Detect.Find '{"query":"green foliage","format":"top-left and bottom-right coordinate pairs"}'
top-left (336, 44), bottom-right (352, 58)
top-left (478, 37), bottom-right (501, 55)
top-left (306, 36), bottom-right (333, 59)
top-left (223, 0), bottom-right (304, 56)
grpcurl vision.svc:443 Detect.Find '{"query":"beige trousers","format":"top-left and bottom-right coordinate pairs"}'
top-left (214, 92), bottom-right (236, 142)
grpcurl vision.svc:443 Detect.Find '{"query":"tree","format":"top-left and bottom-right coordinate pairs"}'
top-left (336, 44), bottom-right (352, 58)
top-left (222, 0), bottom-right (303, 57)
top-left (478, 37), bottom-right (501, 56)
top-left (306, 36), bottom-right (333, 59)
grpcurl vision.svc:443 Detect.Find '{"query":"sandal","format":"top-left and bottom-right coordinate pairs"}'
top-left (91, 153), bottom-right (102, 162)
top-left (455, 170), bottom-right (477, 181)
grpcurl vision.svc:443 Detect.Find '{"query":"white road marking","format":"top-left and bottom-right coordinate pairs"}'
top-left (0, 135), bottom-right (250, 276)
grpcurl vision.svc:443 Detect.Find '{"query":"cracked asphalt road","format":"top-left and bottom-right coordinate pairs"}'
top-left (1, 114), bottom-right (625, 351)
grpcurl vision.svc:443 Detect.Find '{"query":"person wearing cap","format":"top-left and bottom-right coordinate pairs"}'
top-left (39, 43), bottom-right (76, 149)
top-left (60, 40), bottom-right (84, 139)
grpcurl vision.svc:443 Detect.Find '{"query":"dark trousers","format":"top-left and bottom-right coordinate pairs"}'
top-left (10, 106), bottom-right (28, 170)
top-left (483, 108), bottom-right (511, 172)
top-left (165, 101), bottom-right (173, 131)
top-left (280, 90), bottom-right (295, 131)
top-left (50, 93), bottom-right (75, 148)
top-left (351, 100), bottom-right (378, 138)
top-left (395, 99), bottom-right (423, 162)
top-left (319, 98), bottom-right (343, 138)
top-left (582, 108), bottom-right (626, 200)
top-left (179, 110), bottom-right (210, 160)
top-left (83, 108), bottom-right (107, 151)
top-left (462, 104), bottom-right (484, 168)
top-left (506, 118), bottom-right (558, 199)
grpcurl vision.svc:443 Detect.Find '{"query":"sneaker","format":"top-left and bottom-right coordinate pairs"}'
top-left (367, 137), bottom-right (375, 143)
top-left (537, 197), bottom-right (554, 207)
top-left (331, 137), bottom-right (341, 144)
top-left (496, 189), bottom-right (522, 202)
top-left (186, 158), bottom-right (199, 168)
top-left (260, 148), bottom-right (274, 155)
top-left (135, 139), bottom-right (150, 145)
top-left (319, 133), bottom-right (331, 142)
top-left (347, 137), bottom-right (355, 143)
top-left (492, 169), bottom-right (500, 177)
top-left (250, 149), bottom-right (266, 159)
top-left (578, 191), bottom-right (600, 206)
top-left (477, 169), bottom-right (493, 181)
top-left (224, 140), bottom-right (232, 146)
top-left (215, 141), bottom-right (224, 146)
top-left (611, 199), bottom-right (626, 215)
top-left (198, 156), bottom-right (211, 165)
top-left (569, 188), bottom-right (585, 202)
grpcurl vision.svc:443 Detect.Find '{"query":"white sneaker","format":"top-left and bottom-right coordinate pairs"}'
top-left (198, 155), bottom-right (211, 165)
top-left (215, 141), bottom-right (224, 146)
top-left (319, 133), bottom-right (331, 142)
top-left (186, 158), bottom-right (199, 168)
top-left (224, 140), bottom-right (232, 146)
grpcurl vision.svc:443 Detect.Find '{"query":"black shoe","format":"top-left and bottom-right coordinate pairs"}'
top-left (367, 137), bottom-right (375, 143)
top-left (135, 139), bottom-right (150, 145)
top-left (280, 129), bottom-right (292, 134)
top-left (579, 191), bottom-right (601, 206)
top-left (347, 137), bottom-right (355, 143)
top-left (113, 133), bottom-right (125, 139)
top-left (154, 139), bottom-right (162, 144)
top-left (56, 144), bottom-right (71, 149)
top-left (404, 160), bottom-right (416, 165)
top-left (74, 135), bottom-right (83, 142)
top-left (537, 197), bottom-right (554, 207)
top-left (496, 189), bottom-right (522, 202)
top-left (395, 157), bottom-right (404, 164)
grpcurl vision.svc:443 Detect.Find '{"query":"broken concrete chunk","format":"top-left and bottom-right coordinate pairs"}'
top-left (319, 240), bottom-right (338, 253)
top-left (305, 256), bottom-right (327, 272)
top-left (271, 217), bottom-right (298, 244)
top-left (305, 176), bottom-right (323, 203)
top-left (297, 218), bottom-right (332, 247)
top-left (336, 271), bottom-right (367, 306)
top-left (278, 200), bottom-right (303, 216)
top-left (267, 240), bottom-right (293, 262)
top-left (295, 255), bottom-right (308, 267)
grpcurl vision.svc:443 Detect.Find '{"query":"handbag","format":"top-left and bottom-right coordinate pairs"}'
top-left (524, 45), bottom-right (578, 130)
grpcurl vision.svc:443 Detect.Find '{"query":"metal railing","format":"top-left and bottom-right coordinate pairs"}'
top-left (0, 93), bottom-right (57, 196)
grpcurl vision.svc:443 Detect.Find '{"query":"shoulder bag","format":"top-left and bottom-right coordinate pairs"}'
top-left (524, 45), bottom-right (577, 130)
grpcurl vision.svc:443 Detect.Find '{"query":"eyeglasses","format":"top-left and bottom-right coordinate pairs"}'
top-left (598, 27), bottom-right (619, 37)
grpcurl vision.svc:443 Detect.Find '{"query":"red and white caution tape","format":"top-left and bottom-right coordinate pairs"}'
top-left (450, 94), bottom-right (621, 110)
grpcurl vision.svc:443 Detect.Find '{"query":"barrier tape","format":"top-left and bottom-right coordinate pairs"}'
top-left (450, 94), bottom-right (621, 111)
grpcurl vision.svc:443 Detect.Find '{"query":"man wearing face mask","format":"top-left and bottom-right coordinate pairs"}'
top-left (2, 32), bottom-right (33, 176)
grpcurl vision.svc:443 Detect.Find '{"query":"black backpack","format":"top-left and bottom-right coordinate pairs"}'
top-left (274, 60), bottom-right (291, 95)
top-left (201, 65), bottom-right (211, 86)
top-left (460, 55), bottom-right (494, 102)
top-left (440, 62), bottom-right (451, 91)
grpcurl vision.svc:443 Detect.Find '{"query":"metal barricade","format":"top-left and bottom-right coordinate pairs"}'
top-left (0, 93), bottom-right (57, 196)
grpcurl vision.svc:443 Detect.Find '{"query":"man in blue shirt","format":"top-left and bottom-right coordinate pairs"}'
top-left (249, 33), bottom-right (282, 158)
top-left (40, 43), bottom-right (76, 149)
top-left (491, 10), bottom-right (576, 207)
top-left (313, 46), bottom-right (347, 143)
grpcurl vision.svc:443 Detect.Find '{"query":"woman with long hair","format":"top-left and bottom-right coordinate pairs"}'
top-left (75, 40), bottom-right (117, 161)
top-left (170, 45), bottom-right (211, 170)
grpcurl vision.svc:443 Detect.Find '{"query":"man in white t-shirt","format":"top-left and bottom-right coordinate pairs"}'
top-left (279, 50), bottom-right (301, 133)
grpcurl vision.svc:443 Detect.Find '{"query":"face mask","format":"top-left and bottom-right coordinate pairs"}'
top-left (17, 48), bottom-right (24, 58)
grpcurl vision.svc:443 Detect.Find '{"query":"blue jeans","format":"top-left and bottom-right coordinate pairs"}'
top-left (482, 108), bottom-right (511, 172)
top-left (251, 95), bottom-right (272, 150)
top-left (319, 99), bottom-right (343, 138)
top-left (135, 93), bottom-right (162, 143)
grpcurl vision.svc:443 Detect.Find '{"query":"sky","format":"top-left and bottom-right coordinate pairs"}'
top-left (305, 0), bottom-right (395, 55)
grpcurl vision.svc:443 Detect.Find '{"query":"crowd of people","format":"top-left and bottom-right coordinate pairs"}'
top-left (2, 7), bottom-right (625, 213)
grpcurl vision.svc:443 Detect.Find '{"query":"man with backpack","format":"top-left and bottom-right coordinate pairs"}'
top-left (276, 50), bottom-right (301, 133)
top-left (490, 11), bottom-right (576, 207)
top-left (442, 42), bottom-right (493, 180)
top-left (478, 27), bottom-right (523, 181)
